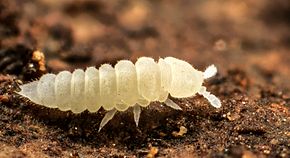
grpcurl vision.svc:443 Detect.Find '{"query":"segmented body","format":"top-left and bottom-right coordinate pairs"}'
top-left (18, 57), bottom-right (221, 131)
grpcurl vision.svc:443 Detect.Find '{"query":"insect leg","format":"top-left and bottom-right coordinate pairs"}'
top-left (98, 108), bottom-right (117, 132)
top-left (198, 86), bottom-right (221, 108)
top-left (133, 105), bottom-right (141, 126)
top-left (164, 99), bottom-right (182, 110)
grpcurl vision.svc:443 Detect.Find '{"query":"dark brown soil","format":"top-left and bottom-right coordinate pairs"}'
top-left (0, 0), bottom-right (289, 157)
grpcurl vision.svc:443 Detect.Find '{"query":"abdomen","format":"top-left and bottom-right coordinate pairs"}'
top-left (25, 57), bottom-right (173, 113)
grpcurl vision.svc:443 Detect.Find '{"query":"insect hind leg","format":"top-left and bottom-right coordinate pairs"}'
top-left (98, 108), bottom-right (117, 132)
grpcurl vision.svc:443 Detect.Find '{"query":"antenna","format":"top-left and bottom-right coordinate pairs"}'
top-left (198, 86), bottom-right (221, 108)
top-left (203, 65), bottom-right (217, 79)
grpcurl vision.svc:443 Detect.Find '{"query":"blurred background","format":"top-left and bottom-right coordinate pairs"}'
top-left (1, 0), bottom-right (290, 88)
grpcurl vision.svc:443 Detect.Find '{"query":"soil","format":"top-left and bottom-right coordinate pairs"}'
top-left (0, 0), bottom-right (289, 157)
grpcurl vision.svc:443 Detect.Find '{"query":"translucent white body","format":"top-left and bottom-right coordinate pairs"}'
top-left (18, 57), bottom-right (221, 131)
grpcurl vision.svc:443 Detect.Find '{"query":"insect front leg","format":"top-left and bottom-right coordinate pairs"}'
top-left (164, 99), bottom-right (182, 110)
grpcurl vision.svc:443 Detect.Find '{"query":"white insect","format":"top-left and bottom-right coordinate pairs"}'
top-left (17, 57), bottom-right (221, 131)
